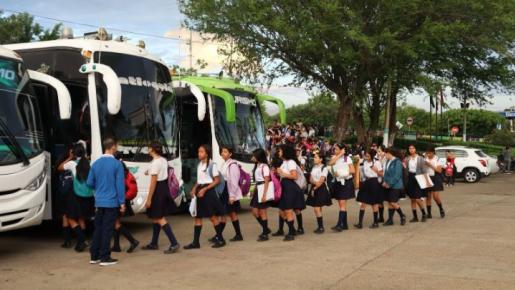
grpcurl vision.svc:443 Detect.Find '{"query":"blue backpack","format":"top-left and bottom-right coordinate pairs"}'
top-left (73, 161), bottom-right (94, 198)
top-left (207, 163), bottom-right (225, 197)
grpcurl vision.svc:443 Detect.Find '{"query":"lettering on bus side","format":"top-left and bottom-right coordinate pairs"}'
top-left (234, 96), bottom-right (257, 106)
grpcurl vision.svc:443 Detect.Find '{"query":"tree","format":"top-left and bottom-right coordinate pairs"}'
top-left (180, 0), bottom-right (515, 144)
top-left (443, 109), bottom-right (507, 138)
top-left (0, 11), bottom-right (62, 44)
top-left (286, 92), bottom-right (338, 130)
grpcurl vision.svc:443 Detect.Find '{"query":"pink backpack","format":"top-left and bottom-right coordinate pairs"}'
top-left (167, 166), bottom-right (180, 199)
top-left (262, 165), bottom-right (282, 201)
top-left (229, 162), bottom-right (251, 197)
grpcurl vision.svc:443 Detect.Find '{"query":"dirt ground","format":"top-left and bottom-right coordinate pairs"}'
top-left (1, 174), bottom-right (515, 290)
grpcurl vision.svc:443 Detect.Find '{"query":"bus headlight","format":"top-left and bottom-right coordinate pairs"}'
top-left (25, 170), bottom-right (47, 191)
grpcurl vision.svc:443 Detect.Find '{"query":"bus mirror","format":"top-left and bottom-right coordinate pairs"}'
top-left (28, 70), bottom-right (72, 120)
top-left (256, 94), bottom-right (286, 124)
top-left (79, 63), bottom-right (122, 115)
top-left (172, 80), bottom-right (206, 121)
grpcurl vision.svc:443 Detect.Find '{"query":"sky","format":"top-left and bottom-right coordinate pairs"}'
top-left (2, 0), bottom-right (513, 112)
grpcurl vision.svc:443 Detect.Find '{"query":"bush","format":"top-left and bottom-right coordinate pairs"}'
top-left (484, 129), bottom-right (515, 147)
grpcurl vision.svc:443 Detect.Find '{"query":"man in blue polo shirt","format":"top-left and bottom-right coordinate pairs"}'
top-left (87, 138), bottom-right (125, 266)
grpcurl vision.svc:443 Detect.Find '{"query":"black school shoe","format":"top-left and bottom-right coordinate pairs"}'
top-left (353, 223), bottom-right (363, 229)
top-left (141, 244), bottom-right (158, 250)
top-left (383, 220), bottom-right (394, 226)
top-left (369, 223), bottom-right (379, 229)
top-left (421, 215), bottom-right (428, 222)
top-left (296, 228), bottom-right (305, 235)
top-left (283, 234), bottom-right (294, 241)
top-left (257, 234), bottom-right (269, 242)
top-left (427, 212), bottom-right (433, 219)
top-left (331, 225), bottom-right (344, 232)
top-left (75, 242), bottom-right (88, 253)
top-left (314, 228), bottom-right (325, 234)
top-left (409, 217), bottom-right (419, 223)
top-left (212, 240), bottom-right (226, 248)
top-left (183, 243), bottom-right (200, 250)
top-left (229, 234), bottom-right (243, 242)
top-left (271, 230), bottom-right (284, 237)
top-left (127, 240), bottom-right (139, 253)
top-left (164, 244), bottom-right (180, 254)
top-left (208, 236), bottom-right (218, 243)
top-left (111, 246), bottom-right (122, 253)
top-left (400, 216), bottom-right (407, 226)
top-left (61, 240), bottom-right (73, 249)
top-left (440, 209), bottom-right (446, 218)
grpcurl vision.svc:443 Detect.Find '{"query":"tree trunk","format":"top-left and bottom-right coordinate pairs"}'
top-left (354, 109), bottom-right (368, 145)
top-left (387, 88), bottom-right (399, 146)
top-left (334, 93), bottom-right (352, 142)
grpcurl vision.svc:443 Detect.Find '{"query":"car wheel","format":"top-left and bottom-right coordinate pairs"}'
top-left (463, 168), bottom-right (479, 183)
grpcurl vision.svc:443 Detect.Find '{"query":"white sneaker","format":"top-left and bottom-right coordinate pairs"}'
top-left (99, 258), bottom-right (118, 266)
top-left (89, 260), bottom-right (100, 265)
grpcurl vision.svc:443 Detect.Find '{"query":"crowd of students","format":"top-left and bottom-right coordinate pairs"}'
top-left (56, 135), bottom-right (449, 266)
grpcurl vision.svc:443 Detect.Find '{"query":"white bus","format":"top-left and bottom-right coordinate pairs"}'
top-left (0, 46), bottom-right (71, 232)
top-left (173, 76), bottom-right (286, 194)
top-left (6, 30), bottom-right (180, 215)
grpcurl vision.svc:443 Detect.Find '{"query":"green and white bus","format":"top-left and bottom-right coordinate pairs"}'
top-left (173, 76), bottom-right (286, 194)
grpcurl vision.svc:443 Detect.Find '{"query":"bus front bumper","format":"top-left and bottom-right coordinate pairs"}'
top-left (0, 181), bottom-right (46, 232)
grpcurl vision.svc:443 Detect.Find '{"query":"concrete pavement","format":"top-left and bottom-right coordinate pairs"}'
top-left (1, 174), bottom-right (514, 290)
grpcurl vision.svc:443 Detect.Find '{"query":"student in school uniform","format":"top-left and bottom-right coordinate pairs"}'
top-left (354, 149), bottom-right (383, 229)
top-left (405, 145), bottom-right (428, 222)
top-left (276, 144), bottom-right (303, 241)
top-left (111, 155), bottom-right (140, 253)
top-left (57, 143), bottom-right (95, 252)
top-left (306, 150), bottom-right (332, 233)
top-left (382, 148), bottom-right (407, 226)
top-left (250, 148), bottom-right (273, 241)
top-left (293, 147), bottom-right (307, 235)
top-left (271, 151), bottom-right (287, 237)
top-left (375, 145), bottom-right (387, 223)
top-left (424, 146), bottom-right (446, 218)
top-left (184, 144), bottom-right (227, 249)
top-left (217, 146), bottom-right (244, 242)
top-left (141, 141), bottom-right (180, 254)
top-left (328, 143), bottom-right (355, 232)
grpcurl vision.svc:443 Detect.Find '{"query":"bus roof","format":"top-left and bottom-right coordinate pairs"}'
top-left (177, 76), bottom-right (286, 124)
top-left (0, 46), bottom-right (22, 61)
top-left (4, 39), bottom-right (166, 67)
top-left (178, 76), bottom-right (256, 93)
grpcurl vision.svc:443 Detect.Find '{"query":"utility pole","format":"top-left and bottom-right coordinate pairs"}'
top-left (383, 78), bottom-right (392, 147)
top-left (462, 94), bottom-right (469, 142)
top-left (188, 29), bottom-right (193, 71)
top-left (429, 94), bottom-right (432, 142)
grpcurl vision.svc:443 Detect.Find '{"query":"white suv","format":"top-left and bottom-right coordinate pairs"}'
top-left (435, 146), bottom-right (491, 183)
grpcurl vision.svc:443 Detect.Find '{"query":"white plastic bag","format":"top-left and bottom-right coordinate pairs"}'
top-left (189, 196), bottom-right (197, 217)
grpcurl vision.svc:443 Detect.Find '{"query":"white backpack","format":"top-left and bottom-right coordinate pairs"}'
top-left (295, 164), bottom-right (307, 190)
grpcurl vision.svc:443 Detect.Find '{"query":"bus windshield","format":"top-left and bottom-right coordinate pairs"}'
top-left (213, 90), bottom-right (266, 161)
top-left (94, 52), bottom-right (178, 161)
top-left (0, 57), bottom-right (44, 165)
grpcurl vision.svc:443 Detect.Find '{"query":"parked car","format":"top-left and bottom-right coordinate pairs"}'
top-left (435, 146), bottom-right (491, 183)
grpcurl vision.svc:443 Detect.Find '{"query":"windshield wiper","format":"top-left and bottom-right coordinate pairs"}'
top-left (0, 118), bottom-right (30, 166)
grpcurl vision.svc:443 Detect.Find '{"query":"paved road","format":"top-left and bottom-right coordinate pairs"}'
top-left (1, 174), bottom-right (515, 290)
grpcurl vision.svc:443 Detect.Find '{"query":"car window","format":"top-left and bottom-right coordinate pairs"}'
top-left (452, 150), bottom-right (468, 158)
top-left (435, 150), bottom-right (446, 159)
top-left (475, 150), bottom-right (487, 157)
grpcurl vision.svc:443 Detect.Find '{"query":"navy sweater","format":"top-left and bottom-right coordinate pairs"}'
top-left (87, 154), bottom-right (125, 208)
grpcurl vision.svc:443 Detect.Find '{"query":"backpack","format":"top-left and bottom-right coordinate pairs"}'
top-left (261, 165), bottom-right (282, 201)
top-left (295, 164), bottom-right (307, 190)
top-left (73, 178), bottom-right (94, 198)
top-left (72, 161), bottom-right (94, 198)
top-left (125, 171), bottom-right (138, 201)
top-left (229, 161), bottom-right (251, 197)
top-left (445, 163), bottom-right (454, 176)
top-left (167, 166), bottom-right (180, 199)
top-left (208, 163), bottom-right (226, 196)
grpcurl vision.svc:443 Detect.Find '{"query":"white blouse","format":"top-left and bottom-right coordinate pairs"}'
top-left (310, 165), bottom-right (328, 183)
top-left (254, 163), bottom-right (271, 182)
top-left (333, 155), bottom-right (353, 180)
top-left (363, 160), bottom-right (382, 178)
top-left (407, 156), bottom-right (418, 173)
top-left (197, 160), bottom-right (219, 184)
top-left (424, 156), bottom-right (444, 176)
top-left (280, 159), bottom-right (297, 173)
top-left (149, 157), bottom-right (168, 181)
